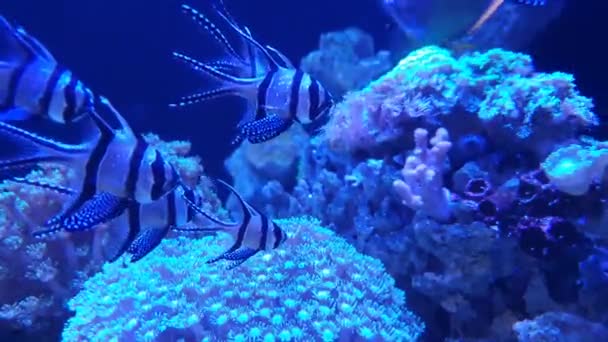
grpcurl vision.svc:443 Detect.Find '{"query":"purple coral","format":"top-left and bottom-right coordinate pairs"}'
top-left (394, 127), bottom-right (453, 221)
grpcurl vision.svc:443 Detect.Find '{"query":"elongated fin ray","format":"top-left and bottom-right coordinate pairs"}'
top-left (469, 0), bottom-right (547, 35)
top-left (179, 188), bottom-right (237, 227)
top-left (0, 16), bottom-right (40, 63)
top-left (180, 4), bottom-right (248, 65)
top-left (169, 87), bottom-right (240, 108)
top-left (10, 177), bottom-right (77, 196)
top-left (173, 51), bottom-right (261, 85)
top-left (264, 45), bottom-right (294, 69)
top-left (214, 178), bottom-right (256, 220)
top-left (209, 4), bottom-right (285, 70)
top-left (0, 120), bottom-right (91, 170)
top-left (172, 226), bottom-right (220, 234)
top-left (89, 95), bottom-right (134, 136)
top-left (13, 26), bottom-right (56, 63)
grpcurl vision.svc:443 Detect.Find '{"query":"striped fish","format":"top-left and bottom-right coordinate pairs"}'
top-left (0, 15), bottom-right (94, 123)
top-left (174, 179), bottom-right (288, 269)
top-left (0, 96), bottom-right (182, 236)
top-left (14, 178), bottom-right (217, 262)
top-left (100, 184), bottom-right (222, 262)
top-left (171, 1), bottom-right (334, 145)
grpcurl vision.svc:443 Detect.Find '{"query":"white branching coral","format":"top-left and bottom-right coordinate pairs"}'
top-left (393, 127), bottom-right (453, 221)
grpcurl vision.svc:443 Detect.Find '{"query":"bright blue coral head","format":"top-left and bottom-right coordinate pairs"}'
top-left (63, 216), bottom-right (425, 341)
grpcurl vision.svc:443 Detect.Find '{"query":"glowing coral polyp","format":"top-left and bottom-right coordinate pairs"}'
top-left (63, 217), bottom-right (424, 341)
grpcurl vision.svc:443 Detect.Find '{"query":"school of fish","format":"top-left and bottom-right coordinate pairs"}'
top-left (0, 0), bottom-right (325, 267)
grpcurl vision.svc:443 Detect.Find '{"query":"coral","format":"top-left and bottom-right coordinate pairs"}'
top-left (300, 27), bottom-right (393, 99)
top-left (410, 216), bottom-right (519, 314)
top-left (220, 41), bottom-right (608, 341)
top-left (463, 177), bottom-right (492, 200)
top-left (0, 136), bottom-right (221, 336)
top-left (322, 46), bottom-right (596, 158)
top-left (63, 217), bottom-right (425, 342)
top-left (224, 125), bottom-right (309, 205)
top-left (541, 141), bottom-right (608, 196)
top-left (513, 311), bottom-right (608, 342)
top-left (511, 216), bottom-right (589, 260)
top-left (578, 248), bottom-right (608, 322)
top-left (393, 127), bottom-right (452, 221)
top-left (0, 164), bottom-right (102, 333)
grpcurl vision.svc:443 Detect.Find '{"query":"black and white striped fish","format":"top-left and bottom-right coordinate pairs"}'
top-left (0, 96), bottom-right (182, 236)
top-left (171, 1), bottom-right (334, 145)
top-left (174, 179), bottom-right (288, 269)
top-left (14, 178), bottom-right (218, 262)
top-left (0, 15), bottom-right (94, 123)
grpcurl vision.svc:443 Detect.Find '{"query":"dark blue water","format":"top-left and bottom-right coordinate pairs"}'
top-left (0, 0), bottom-right (605, 179)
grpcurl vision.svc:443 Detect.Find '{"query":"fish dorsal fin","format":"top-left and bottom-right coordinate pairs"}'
top-left (215, 178), bottom-right (258, 220)
top-left (208, 2), bottom-right (284, 71)
top-left (264, 44), bottom-right (294, 69)
top-left (179, 184), bottom-right (236, 227)
top-left (0, 15), bottom-right (56, 64)
top-left (13, 25), bottom-right (56, 63)
top-left (180, 3), bottom-right (248, 66)
top-left (88, 96), bottom-right (135, 138)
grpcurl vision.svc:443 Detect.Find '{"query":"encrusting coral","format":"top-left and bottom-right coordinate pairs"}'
top-left (322, 46), bottom-right (596, 159)
top-left (63, 217), bottom-right (424, 342)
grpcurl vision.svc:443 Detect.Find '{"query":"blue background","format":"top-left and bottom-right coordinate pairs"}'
top-left (0, 0), bottom-right (605, 180)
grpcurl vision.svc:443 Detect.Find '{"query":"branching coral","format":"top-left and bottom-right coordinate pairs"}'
top-left (0, 135), bottom-right (221, 335)
top-left (63, 217), bottom-right (424, 342)
top-left (393, 128), bottom-right (453, 221)
top-left (300, 27), bottom-right (393, 99)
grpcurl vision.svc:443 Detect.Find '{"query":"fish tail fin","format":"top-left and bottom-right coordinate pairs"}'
top-left (0, 120), bottom-right (92, 170)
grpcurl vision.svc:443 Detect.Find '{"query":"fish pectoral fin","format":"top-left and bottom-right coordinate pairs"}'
top-left (31, 224), bottom-right (64, 238)
top-left (126, 225), bottom-right (171, 262)
top-left (207, 247), bottom-right (258, 269)
top-left (60, 192), bottom-right (129, 232)
top-left (237, 114), bottom-right (293, 144)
